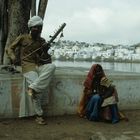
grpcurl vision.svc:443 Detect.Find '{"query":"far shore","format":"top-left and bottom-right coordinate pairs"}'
top-left (52, 59), bottom-right (140, 63)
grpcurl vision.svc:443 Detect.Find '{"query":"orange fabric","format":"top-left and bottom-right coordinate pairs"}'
top-left (119, 112), bottom-right (129, 121)
top-left (77, 88), bottom-right (91, 117)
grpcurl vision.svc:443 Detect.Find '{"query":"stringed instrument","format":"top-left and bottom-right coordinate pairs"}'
top-left (37, 23), bottom-right (66, 65)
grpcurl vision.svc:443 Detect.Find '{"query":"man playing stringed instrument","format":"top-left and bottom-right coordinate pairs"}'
top-left (7, 16), bottom-right (56, 125)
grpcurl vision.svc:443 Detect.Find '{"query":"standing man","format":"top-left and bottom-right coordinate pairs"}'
top-left (7, 16), bottom-right (56, 125)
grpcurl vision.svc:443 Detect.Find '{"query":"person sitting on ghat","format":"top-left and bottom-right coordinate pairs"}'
top-left (78, 64), bottom-right (128, 124)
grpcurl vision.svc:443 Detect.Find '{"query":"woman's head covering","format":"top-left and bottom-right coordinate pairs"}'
top-left (28, 16), bottom-right (43, 28)
top-left (84, 64), bottom-right (105, 89)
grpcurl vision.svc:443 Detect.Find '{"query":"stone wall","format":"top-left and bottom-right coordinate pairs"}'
top-left (0, 67), bottom-right (140, 118)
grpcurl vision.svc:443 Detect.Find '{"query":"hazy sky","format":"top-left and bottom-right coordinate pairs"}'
top-left (41, 0), bottom-right (140, 45)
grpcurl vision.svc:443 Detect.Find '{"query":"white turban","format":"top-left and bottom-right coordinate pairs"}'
top-left (28, 16), bottom-right (43, 28)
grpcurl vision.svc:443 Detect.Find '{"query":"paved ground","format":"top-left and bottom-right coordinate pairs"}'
top-left (0, 110), bottom-right (140, 140)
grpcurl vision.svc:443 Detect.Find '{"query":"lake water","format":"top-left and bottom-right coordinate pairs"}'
top-left (53, 60), bottom-right (140, 73)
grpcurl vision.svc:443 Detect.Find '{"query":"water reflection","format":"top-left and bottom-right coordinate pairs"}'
top-left (53, 60), bottom-right (140, 73)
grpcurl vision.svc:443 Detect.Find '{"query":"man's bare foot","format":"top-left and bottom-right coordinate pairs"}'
top-left (35, 116), bottom-right (47, 125)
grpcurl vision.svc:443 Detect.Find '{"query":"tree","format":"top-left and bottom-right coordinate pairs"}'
top-left (0, 0), bottom-right (48, 65)
top-left (38, 0), bottom-right (48, 19)
top-left (0, 0), bottom-right (8, 63)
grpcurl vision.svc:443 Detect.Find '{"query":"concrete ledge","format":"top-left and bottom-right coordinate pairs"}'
top-left (0, 67), bottom-right (140, 118)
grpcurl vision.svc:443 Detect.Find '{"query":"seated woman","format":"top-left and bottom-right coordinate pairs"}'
top-left (78, 64), bottom-right (127, 124)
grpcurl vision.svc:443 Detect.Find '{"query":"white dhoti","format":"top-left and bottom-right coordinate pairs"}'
top-left (19, 63), bottom-right (56, 117)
